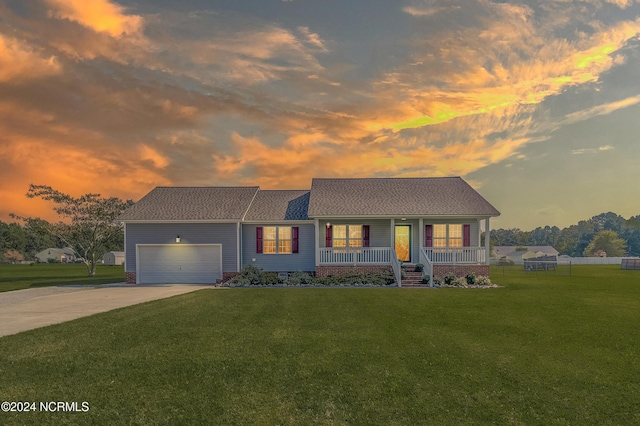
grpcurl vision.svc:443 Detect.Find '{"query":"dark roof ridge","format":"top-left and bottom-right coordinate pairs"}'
top-left (154, 185), bottom-right (260, 188)
top-left (312, 176), bottom-right (461, 180)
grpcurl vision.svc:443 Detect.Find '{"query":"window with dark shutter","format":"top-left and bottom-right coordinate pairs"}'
top-left (256, 227), bottom-right (263, 253)
top-left (325, 225), bottom-right (332, 247)
top-left (363, 225), bottom-right (370, 247)
top-left (292, 227), bottom-right (299, 253)
top-left (425, 224), bottom-right (433, 247)
top-left (463, 224), bottom-right (471, 247)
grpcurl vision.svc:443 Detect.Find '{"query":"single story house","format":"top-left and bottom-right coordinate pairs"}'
top-left (118, 177), bottom-right (500, 285)
top-left (35, 247), bottom-right (77, 263)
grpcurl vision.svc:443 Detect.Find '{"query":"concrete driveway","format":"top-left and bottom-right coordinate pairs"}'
top-left (0, 284), bottom-right (214, 338)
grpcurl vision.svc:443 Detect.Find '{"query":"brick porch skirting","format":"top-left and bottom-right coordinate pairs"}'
top-left (432, 265), bottom-right (490, 278)
top-left (315, 265), bottom-right (393, 277)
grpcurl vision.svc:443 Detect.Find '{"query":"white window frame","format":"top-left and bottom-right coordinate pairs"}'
top-left (263, 226), bottom-right (292, 255)
top-left (332, 225), bottom-right (363, 248)
top-left (433, 224), bottom-right (463, 249)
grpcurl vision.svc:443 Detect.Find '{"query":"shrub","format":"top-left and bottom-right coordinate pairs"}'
top-left (414, 263), bottom-right (424, 272)
top-left (432, 277), bottom-right (442, 286)
top-left (443, 272), bottom-right (456, 285)
top-left (475, 276), bottom-right (493, 287)
top-left (379, 270), bottom-right (396, 285)
top-left (288, 271), bottom-right (313, 285)
top-left (311, 272), bottom-right (394, 286)
top-left (497, 257), bottom-right (514, 266)
top-left (452, 277), bottom-right (468, 287)
top-left (465, 272), bottom-right (476, 285)
top-left (311, 276), bottom-right (333, 286)
top-left (421, 274), bottom-right (430, 285)
top-left (228, 264), bottom-right (264, 285)
top-left (262, 272), bottom-right (279, 286)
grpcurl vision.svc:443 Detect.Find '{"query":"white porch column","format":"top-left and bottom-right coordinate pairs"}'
top-left (484, 218), bottom-right (491, 265)
top-left (237, 221), bottom-right (241, 271)
top-left (390, 218), bottom-right (395, 249)
top-left (315, 218), bottom-right (320, 266)
top-left (419, 218), bottom-right (424, 251)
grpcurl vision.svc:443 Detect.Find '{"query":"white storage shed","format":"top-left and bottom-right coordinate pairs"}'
top-left (103, 251), bottom-right (125, 266)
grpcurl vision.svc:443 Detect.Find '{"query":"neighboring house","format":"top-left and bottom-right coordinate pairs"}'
top-left (493, 246), bottom-right (559, 264)
top-left (103, 251), bottom-right (125, 266)
top-left (119, 177), bottom-right (500, 285)
top-left (35, 247), bottom-right (76, 263)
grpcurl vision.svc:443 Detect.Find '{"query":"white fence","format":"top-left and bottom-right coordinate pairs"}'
top-left (557, 257), bottom-right (638, 265)
top-left (493, 256), bottom-right (639, 266)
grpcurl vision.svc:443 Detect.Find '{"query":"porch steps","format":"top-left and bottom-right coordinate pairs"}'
top-left (400, 267), bottom-right (429, 288)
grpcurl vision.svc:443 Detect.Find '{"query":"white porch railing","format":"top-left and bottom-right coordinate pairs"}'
top-left (419, 247), bottom-right (433, 288)
top-left (423, 247), bottom-right (486, 264)
top-left (319, 247), bottom-right (391, 265)
top-left (391, 248), bottom-right (401, 287)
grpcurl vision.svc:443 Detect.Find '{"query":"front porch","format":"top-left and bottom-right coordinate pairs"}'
top-left (314, 217), bottom-right (492, 286)
top-left (317, 246), bottom-right (489, 287)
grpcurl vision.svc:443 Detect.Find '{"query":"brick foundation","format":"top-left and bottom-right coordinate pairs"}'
top-left (223, 272), bottom-right (239, 282)
top-left (315, 265), bottom-right (393, 277)
top-left (432, 265), bottom-right (490, 278)
top-left (125, 272), bottom-right (136, 284)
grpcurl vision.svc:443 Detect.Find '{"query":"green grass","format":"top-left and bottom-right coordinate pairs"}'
top-left (0, 263), bottom-right (125, 292)
top-left (1, 266), bottom-right (640, 424)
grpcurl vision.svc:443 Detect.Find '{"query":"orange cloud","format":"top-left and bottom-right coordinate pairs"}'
top-left (0, 35), bottom-right (61, 82)
top-left (210, 128), bottom-right (532, 190)
top-left (382, 10), bottom-right (640, 136)
top-left (139, 145), bottom-right (170, 169)
top-left (0, 129), bottom-right (170, 222)
top-left (45, 0), bottom-right (142, 37)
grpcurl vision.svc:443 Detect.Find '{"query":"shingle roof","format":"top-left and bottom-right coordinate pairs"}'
top-left (118, 186), bottom-right (259, 221)
top-left (307, 177), bottom-right (500, 217)
top-left (243, 190), bottom-right (310, 221)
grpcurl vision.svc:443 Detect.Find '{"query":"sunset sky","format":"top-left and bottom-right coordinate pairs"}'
top-left (1, 0), bottom-right (639, 229)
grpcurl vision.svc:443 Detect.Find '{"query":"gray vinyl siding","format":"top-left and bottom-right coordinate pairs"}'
top-left (125, 223), bottom-right (238, 273)
top-left (242, 224), bottom-right (315, 272)
top-left (318, 219), bottom-right (391, 248)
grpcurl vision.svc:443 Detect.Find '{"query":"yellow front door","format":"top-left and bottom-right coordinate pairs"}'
top-left (394, 225), bottom-right (411, 262)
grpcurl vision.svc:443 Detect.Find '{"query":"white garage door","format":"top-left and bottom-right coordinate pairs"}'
top-left (137, 244), bottom-right (222, 284)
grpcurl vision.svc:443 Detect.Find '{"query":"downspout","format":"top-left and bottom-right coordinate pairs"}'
top-left (240, 187), bottom-right (260, 272)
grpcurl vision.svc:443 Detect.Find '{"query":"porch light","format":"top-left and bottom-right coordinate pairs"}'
top-left (326, 222), bottom-right (331, 227)
top-left (401, 218), bottom-right (406, 221)
top-left (175, 235), bottom-right (181, 243)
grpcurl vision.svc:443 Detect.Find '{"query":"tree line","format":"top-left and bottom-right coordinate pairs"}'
top-left (0, 217), bottom-right (124, 263)
top-left (490, 212), bottom-right (640, 257)
top-left (3, 185), bottom-right (133, 276)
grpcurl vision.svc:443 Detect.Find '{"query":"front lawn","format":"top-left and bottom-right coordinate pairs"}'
top-left (0, 263), bottom-right (125, 292)
top-left (1, 267), bottom-right (640, 424)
